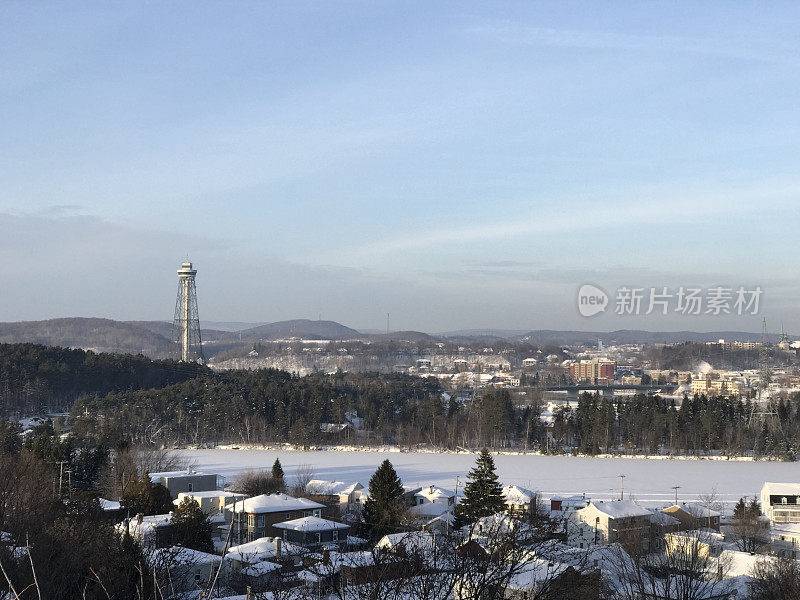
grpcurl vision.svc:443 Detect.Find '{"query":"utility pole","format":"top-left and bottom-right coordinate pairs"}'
top-left (672, 485), bottom-right (681, 505)
top-left (618, 474), bottom-right (626, 501)
top-left (56, 460), bottom-right (68, 497)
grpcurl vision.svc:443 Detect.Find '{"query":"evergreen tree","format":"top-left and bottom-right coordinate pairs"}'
top-left (171, 497), bottom-right (214, 553)
top-left (272, 458), bottom-right (285, 482)
top-left (454, 448), bottom-right (506, 528)
top-left (363, 459), bottom-right (406, 537)
top-left (121, 473), bottom-right (173, 516)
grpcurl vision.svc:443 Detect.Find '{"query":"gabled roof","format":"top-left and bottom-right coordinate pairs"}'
top-left (415, 486), bottom-right (455, 502)
top-left (226, 537), bottom-right (305, 562)
top-left (502, 485), bottom-right (535, 504)
top-left (235, 493), bottom-right (324, 514)
top-left (674, 502), bottom-right (721, 519)
top-left (375, 531), bottom-right (436, 553)
top-left (584, 500), bottom-right (650, 519)
top-left (273, 516), bottom-right (350, 532)
top-left (305, 480), bottom-right (363, 496)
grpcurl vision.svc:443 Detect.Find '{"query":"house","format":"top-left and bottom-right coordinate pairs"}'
top-left (770, 523), bottom-right (800, 558)
top-left (568, 500), bottom-right (652, 552)
top-left (550, 495), bottom-right (590, 519)
top-left (305, 480), bottom-right (364, 505)
top-left (414, 485), bottom-right (456, 508)
top-left (224, 537), bottom-right (297, 588)
top-left (274, 516), bottom-right (349, 548)
top-left (231, 493), bottom-right (324, 543)
top-left (375, 531), bottom-right (437, 556)
top-left (760, 482), bottom-right (800, 525)
top-left (502, 559), bottom-right (599, 600)
top-left (150, 546), bottom-right (221, 592)
top-left (148, 469), bottom-right (221, 499)
top-left (502, 485), bottom-right (536, 516)
top-left (665, 530), bottom-right (724, 560)
top-left (662, 502), bottom-right (722, 531)
top-left (176, 490), bottom-right (247, 514)
top-left (119, 513), bottom-right (173, 549)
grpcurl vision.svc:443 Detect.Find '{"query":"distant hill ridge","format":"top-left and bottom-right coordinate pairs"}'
top-left (0, 317), bottom-right (780, 358)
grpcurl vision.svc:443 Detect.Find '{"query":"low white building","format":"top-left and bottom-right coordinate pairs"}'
top-left (771, 523), bottom-right (800, 558)
top-left (150, 546), bottom-right (221, 592)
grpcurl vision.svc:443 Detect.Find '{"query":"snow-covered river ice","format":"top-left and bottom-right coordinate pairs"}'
top-left (178, 448), bottom-right (800, 511)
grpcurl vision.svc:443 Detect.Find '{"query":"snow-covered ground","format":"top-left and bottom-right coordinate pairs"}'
top-left (178, 448), bottom-right (800, 512)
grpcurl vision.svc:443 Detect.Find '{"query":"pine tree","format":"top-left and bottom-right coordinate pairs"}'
top-left (363, 459), bottom-right (405, 537)
top-left (454, 449), bottom-right (506, 528)
top-left (172, 497), bottom-right (214, 553)
top-left (272, 458), bottom-right (285, 482)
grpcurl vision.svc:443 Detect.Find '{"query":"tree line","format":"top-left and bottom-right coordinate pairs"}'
top-left (0, 342), bottom-right (208, 416)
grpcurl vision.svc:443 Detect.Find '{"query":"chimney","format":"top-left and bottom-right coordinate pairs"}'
top-left (322, 547), bottom-right (330, 565)
top-left (274, 537), bottom-right (282, 557)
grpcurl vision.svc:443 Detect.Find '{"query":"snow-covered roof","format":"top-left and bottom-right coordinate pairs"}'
top-left (151, 546), bottom-right (220, 566)
top-left (503, 485), bottom-right (536, 504)
top-left (762, 482), bottom-right (800, 496)
top-left (99, 498), bottom-right (121, 511)
top-left (375, 531), bottom-right (436, 553)
top-left (235, 493), bottom-right (324, 514)
top-left (671, 502), bottom-right (721, 519)
top-left (648, 509), bottom-right (680, 526)
top-left (415, 485), bottom-right (455, 501)
top-left (273, 516), bottom-right (350, 532)
top-left (241, 561), bottom-right (281, 577)
top-left (179, 490), bottom-right (243, 499)
top-left (722, 549), bottom-right (761, 578)
top-left (772, 523), bottom-right (800, 535)
top-left (585, 500), bottom-right (651, 519)
top-left (148, 469), bottom-right (211, 482)
top-left (226, 537), bottom-right (305, 563)
top-left (305, 480), bottom-right (363, 496)
top-left (507, 558), bottom-right (568, 591)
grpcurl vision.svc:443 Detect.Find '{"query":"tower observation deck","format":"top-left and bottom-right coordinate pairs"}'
top-left (171, 261), bottom-right (204, 363)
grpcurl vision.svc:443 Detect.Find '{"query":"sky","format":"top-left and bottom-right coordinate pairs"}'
top-left (2, 2), bottom-right (799, 333)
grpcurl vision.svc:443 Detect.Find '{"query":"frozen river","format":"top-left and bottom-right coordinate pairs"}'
top-left (178, 449), bottom-right (800, 510)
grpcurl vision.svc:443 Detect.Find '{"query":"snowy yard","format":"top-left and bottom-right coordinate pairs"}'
top-left (178, 448), bottom-right (800, 511)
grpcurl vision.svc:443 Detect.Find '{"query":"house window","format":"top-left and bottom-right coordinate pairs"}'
top-left (188, 483), bottom-right (193, 492)
top-left (258, 516), bottom-right (265, 528)
top-left (316, 533), bottom-right (322, 544)
top-left (333, 530), bottom-right (339, 542)
top-left (283, 530), bottom-right (288, 540)
top-left (248, 515), bottom-right (256, 528)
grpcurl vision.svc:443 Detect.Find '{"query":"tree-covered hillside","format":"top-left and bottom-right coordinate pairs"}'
top-left (0, 343), bottom-right (208, 416)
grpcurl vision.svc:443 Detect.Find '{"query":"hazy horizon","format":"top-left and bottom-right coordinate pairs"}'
top-left (3, 3), bottom-right (799, 332)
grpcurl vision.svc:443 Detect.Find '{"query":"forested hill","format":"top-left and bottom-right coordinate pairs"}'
top-left (71, 370), bottom-right (444, 447)
top-left (0, 343), bottom-right (208, 416)
top-left (0, 317), bottom-right (173, 357)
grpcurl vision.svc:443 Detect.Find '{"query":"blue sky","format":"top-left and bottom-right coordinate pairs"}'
top-left (2, 2), bottom-right (799, 332)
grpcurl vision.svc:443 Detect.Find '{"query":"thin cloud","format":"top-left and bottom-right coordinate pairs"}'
top-left (465, 21), bottom-right (800, 66)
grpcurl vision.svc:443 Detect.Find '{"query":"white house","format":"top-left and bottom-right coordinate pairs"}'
top-left (568, 500), bottom-right (652, 552)
top-left (761, 482), bottom-right (800, 525)
top-left (502, 485), bottom-right (536, 516)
